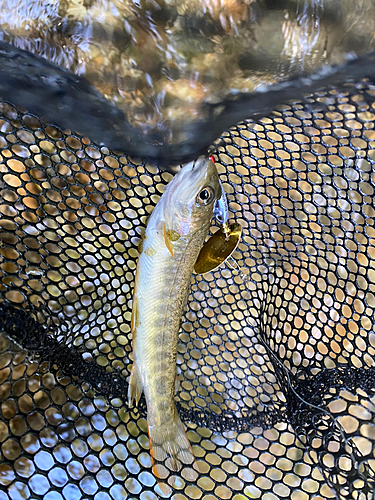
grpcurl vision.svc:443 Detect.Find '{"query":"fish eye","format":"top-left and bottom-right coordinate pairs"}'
top-left (197, 186), bottom-right (215, 205)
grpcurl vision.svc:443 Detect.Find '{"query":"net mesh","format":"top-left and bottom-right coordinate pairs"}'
top-left (1, 79), bottom-right (375, 500)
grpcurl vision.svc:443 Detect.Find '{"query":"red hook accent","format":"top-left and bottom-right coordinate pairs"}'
top-left (209, 155), bottom-right (215, 164)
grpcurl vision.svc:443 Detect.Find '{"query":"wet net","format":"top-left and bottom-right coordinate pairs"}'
top-left (1, 78), bottom-right (375, 500)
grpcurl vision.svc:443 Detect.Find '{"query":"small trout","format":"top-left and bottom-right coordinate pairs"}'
top-left (128, 157), bottom-right (220, 479)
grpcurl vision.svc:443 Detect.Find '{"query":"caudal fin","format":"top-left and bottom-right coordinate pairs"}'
top-left (148, 412), bottom-right (196, 480)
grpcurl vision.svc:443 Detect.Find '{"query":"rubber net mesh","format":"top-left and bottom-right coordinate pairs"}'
top-left (1, 80), bottom-right (375, 500)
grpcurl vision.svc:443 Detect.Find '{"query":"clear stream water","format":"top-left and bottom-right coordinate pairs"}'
top-left (0, 0), bottom-right (375, 162)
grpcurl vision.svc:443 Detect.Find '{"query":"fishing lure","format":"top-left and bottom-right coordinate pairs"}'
top-left (194, 155), bottom-right (242, 274)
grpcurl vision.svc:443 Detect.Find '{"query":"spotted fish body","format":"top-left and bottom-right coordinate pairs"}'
top-left (128, 157), bottom-right (220, 479)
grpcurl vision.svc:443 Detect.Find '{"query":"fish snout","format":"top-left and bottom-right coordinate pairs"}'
top-left (190, 157), bottom-right (219, 190)
top-left (191, 156), bottom-right (211, 173)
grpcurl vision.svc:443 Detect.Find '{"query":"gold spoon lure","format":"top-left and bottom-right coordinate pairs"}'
top-left (194, 157), bottom-right (242, 274)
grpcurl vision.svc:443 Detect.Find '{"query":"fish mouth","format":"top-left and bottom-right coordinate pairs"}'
top-left (191, 157), bottom-right (209, 172)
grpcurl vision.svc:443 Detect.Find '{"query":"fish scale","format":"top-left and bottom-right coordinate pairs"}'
top-left (127, 157), bottom-right (220, 487)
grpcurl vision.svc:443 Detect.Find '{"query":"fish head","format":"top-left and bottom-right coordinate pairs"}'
top-left (160, 157), bottom-right (221, 236)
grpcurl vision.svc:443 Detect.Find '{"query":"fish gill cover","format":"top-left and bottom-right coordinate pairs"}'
top-left (1, 1), bottom-right (375, 499)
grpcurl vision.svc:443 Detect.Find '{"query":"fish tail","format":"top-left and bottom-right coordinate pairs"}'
top-left (147, 411), bottom-right (196, 480)
top-left (128, 362), bottom-right (143, 407)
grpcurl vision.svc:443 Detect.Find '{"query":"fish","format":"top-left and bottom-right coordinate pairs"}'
top-left (128, 156), bottom-right (220, 482)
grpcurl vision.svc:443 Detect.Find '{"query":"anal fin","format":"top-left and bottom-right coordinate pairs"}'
top-left (128, 362), bottom-right (143, 407)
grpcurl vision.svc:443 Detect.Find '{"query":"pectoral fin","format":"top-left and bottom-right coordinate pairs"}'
top-left (163, 223), bottom-right (174, 258)
top-left (162, 223), bottom-right (181, 258)
top-left (128, 362), bottom-right (143, 407)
